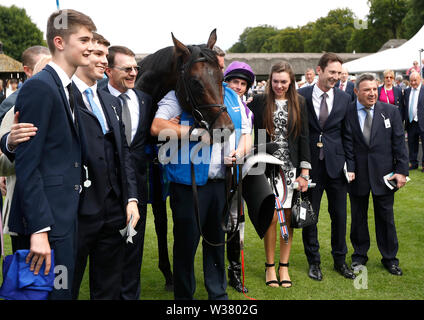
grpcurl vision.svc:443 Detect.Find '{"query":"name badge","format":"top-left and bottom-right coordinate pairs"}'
top-left (300, 206), bottom-right (306, 220)
top-left (381, 113), bottom-right (391, 128)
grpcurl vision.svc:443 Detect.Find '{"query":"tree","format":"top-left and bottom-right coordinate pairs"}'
top-left (0, 5), bottom-right (46, 61)
top-left (262, 27), bottom-right (304, 53)
top-left (367, 0), bottom-right (409, 38)
top-left (303, 8), bottom-right (356, 53)
top-left (401, 0), bottom-right (424, 39)
top-left (228, 25), bottom-right (278, 53)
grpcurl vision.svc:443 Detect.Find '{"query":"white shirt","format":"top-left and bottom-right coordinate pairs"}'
top-left (155, 90), bottom-right (251, 179)
top-left (72, 75), bottom-right (109, 131)
top-left (312, 85), bottom-right (334, 120)
top-left (339, 81), bottom-right (348, 91)
top-left (409, 84), bottom-right (421, 122)
top-left (108, 83), bottom-right (139, 142)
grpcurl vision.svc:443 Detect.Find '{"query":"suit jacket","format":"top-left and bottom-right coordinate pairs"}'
top-left (377, 85), bottom-right (404, 115)
top-left (247, 93), bottom-right (311, 169)
top-left (297, 85), bottom-right (354, 180)
top-left (335, 80), bottom-right (356, 102)
top-left (102, 86), bottom-right (153, 208)
top-left (5, 64), bottom-right (82, 237)
top-left (346, 101), bottom-right (409, 196)
top-left (402, 85), bottom-right (424, 132)
top-left (73, 85), bottom-right (138, 216)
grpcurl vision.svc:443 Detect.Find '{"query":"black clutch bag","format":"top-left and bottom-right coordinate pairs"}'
top-left (291, 191), bottom-right (317, 228)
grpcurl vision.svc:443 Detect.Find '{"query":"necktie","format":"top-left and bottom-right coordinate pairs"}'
top-left (84, 88), bottom-right (107, 134)
top-left (340, 82), bottom-right (344, 91)
top-left (362, 107), bottom-right (372, 146)
top-left (409, 89), bottom-right (416, 123)
top-left (318, 92), bottom-right (328, 160)
top-left (119, 93), bottom-right (132, 145)
top-left (66, 83), bottom-right (75, 113)
top-left (319, 92), bottom-right (329, 129)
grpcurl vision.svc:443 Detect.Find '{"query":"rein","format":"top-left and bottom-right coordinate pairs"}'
top-left (177, 55), bottom-right (227, 136)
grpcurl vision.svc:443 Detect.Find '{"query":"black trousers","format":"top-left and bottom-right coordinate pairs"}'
top-left (170, 181), bottom-right (228, 300)
top-left (120, 200), bottom-right (147, 300)
top-left (302, 161), bottom-right (348, 266)
top-left (151, 163), bottom-right (172, 280)
top-left (406, 120), bottom-right (423, 167)
top-left (349, 192), bottom-right (399, 267)
top-left (72, 190), bottom-right (126, 300)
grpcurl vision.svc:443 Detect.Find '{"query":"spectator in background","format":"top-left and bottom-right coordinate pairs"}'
top-left (403, 72), bottom-right (424, 171)
top-left (336, 67), bottom-right (356, 102)
top-left (421, 58), bottom-right (424, 78)
top-left (0, 46), bottom-right (50, 122)
top-left (303, 68), bottom-right (316, 87)
top-left (406, 60), bottom-right (420, 78)
top-left (395, 75), bottom-right (406, 92)
top-left (0, 80), bottom-right (4, 104)
top-left (5, 79), bottom-right (18, 99)
top-left (378, 69), bottom-right (404, 112)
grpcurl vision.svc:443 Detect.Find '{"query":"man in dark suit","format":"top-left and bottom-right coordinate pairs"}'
top-left (335, 67), bottom-right (356, 102)
top-left (347, 73), bottom-right (408, 275)
top-left (71, 34), bottom-right (140, 300)
top-left (0, 46), bottom-right (50, 123)
top-left (298, 53), bottom-right (356, 281)
top-left (402, 71), bottom-right (424, 171)
top-left (103, 45), bottom-right (152, 300)
top-left (0, 10), bottom-right (96, 300)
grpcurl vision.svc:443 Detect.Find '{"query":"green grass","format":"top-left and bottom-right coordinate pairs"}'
top-left (1, 170), bottom-right (424, 300)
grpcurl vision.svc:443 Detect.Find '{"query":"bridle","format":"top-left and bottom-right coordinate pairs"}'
top-left (176, 51), bottom-right (228, 135)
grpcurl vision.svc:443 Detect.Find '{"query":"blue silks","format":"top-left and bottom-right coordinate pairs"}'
top-left (0, 249), bottom-right (55, 300)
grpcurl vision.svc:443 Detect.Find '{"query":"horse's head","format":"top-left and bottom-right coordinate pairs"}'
top-left (173, 29), bottom-right (234, 138)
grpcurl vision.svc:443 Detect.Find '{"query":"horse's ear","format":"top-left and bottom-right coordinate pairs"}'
top-left (206, 29), bottom-right (217, 49)
top-left (172, 32), bottom-right (190, 59)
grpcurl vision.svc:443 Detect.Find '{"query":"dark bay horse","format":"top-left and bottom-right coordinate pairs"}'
top-left (135, 29), bottom-right (234, 133)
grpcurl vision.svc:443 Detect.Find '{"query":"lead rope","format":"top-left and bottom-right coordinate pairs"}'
top-left (238, 163), bottom-right (257, 300)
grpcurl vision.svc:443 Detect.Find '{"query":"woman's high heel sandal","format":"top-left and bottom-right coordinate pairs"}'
top-left (265, 263), bottom-right (279, 287)
top-left (278, 262), bottom-right (292, 288)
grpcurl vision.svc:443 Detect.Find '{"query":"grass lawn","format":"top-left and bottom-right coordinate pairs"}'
top-left (1, 170), bottom-right (423, 300)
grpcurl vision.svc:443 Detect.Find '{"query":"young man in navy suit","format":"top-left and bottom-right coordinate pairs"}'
top-left (103, 45), bottom-right (153, 300)
top-left (71, 34), bottom-right (140, 300)
top-left (298, 53), bottom-right (356, 281)
top-left (0, 9), bottom-right (96, 300)
top-left (347, 73), bottom-right (408, 275)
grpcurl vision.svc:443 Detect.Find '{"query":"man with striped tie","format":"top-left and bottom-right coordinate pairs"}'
top-left (403, 72), bottom-right (424, 171)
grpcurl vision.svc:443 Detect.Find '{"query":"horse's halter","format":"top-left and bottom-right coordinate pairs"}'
top-left (177, 52), bottom-right (228, 133)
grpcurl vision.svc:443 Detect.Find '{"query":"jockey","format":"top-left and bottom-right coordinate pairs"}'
top-left (223, 61), bottom-right (255, 293)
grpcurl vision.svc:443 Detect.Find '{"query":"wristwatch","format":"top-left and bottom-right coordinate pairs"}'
top-left (300, 174), bottom-right (310, 181)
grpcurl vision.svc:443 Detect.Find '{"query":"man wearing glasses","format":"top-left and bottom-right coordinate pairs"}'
top-left (103, 46), bottom-right (152, 300)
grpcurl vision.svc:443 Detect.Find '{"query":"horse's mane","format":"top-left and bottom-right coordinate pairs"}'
top-left (135, 43), bottom-right (219, 110)
top-left (135, 46), bottom-right (176, 105)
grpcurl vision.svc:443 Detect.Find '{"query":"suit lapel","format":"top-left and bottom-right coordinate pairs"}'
top-left (349, 103), bottom-right (367, 146)
top-left (325, 88), bottom-right (341, 128)
top-left (370, 102), bottom-right (383, 146)
top-left (306, 85), bottom-right (321, 130)
top-left (132, 90), bottom-right (145, 144)
top-left (45, 66), bottom-right (79, 138)
top-left (97, 89), bottom-right (123, 154)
